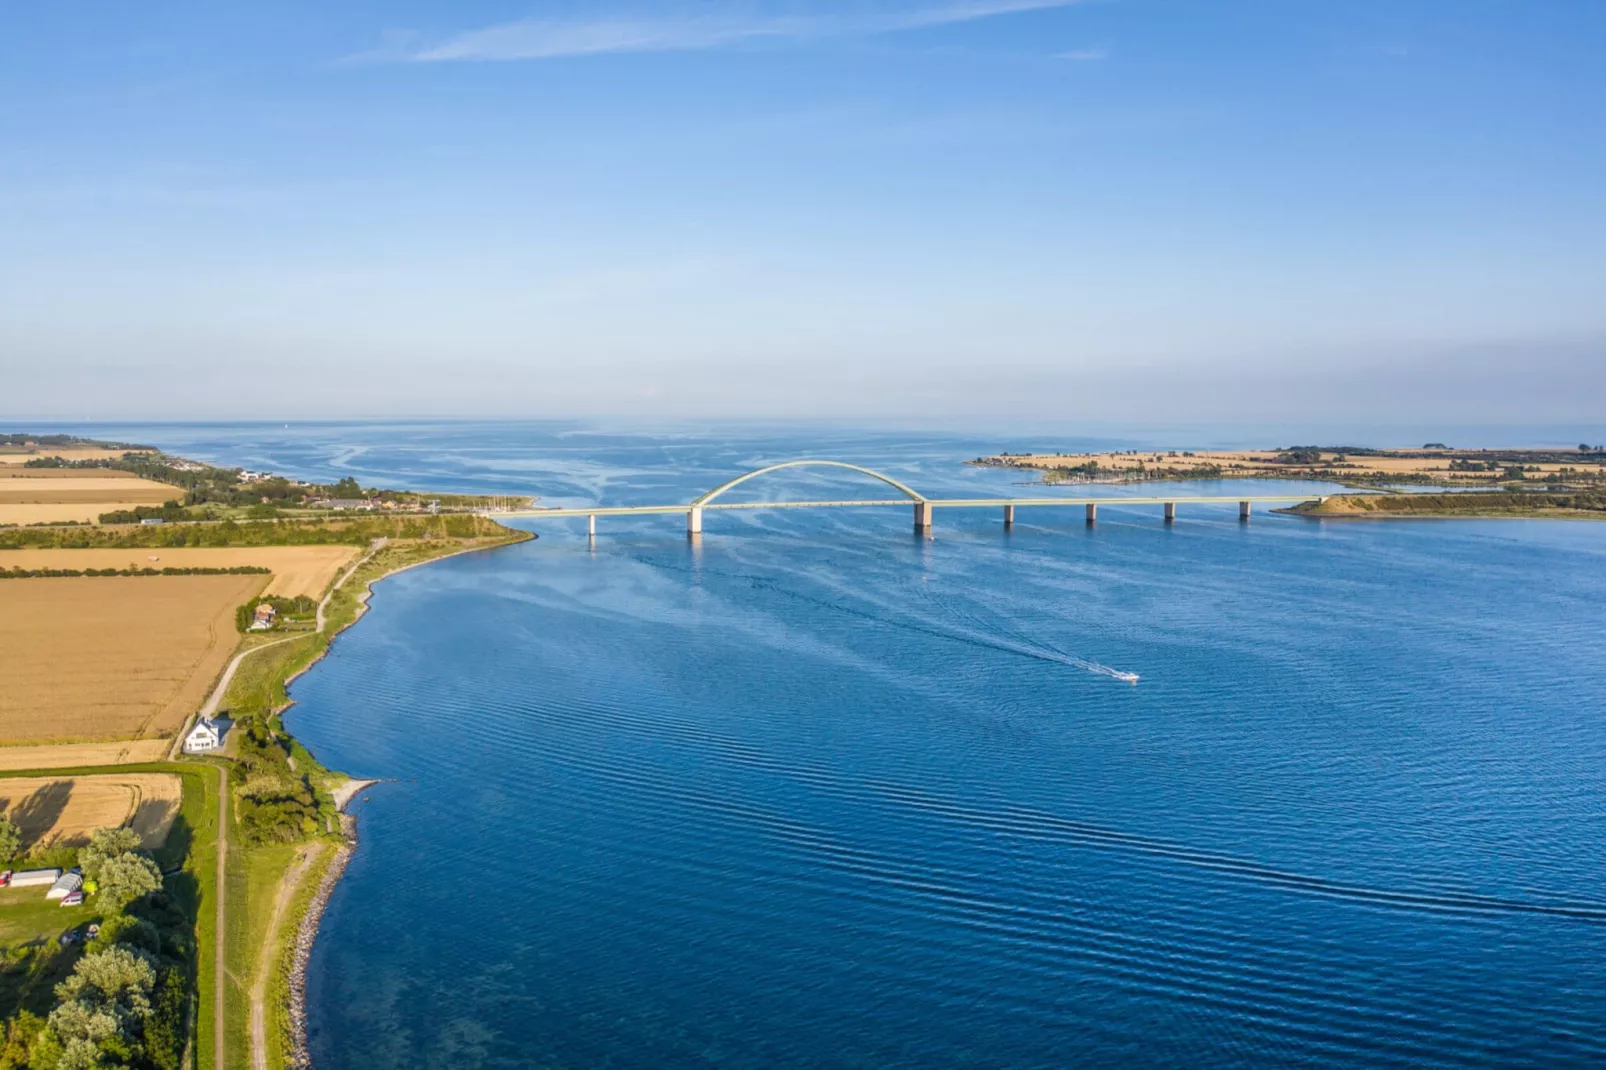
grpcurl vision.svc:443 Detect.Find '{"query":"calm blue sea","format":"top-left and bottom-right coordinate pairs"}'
top-left (69, 423), bottom-right (1606, 1067)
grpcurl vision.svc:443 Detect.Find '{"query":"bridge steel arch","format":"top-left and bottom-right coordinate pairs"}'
top-left (691, 460), bottom-right (927, 506)
top-left (688, 459), bottom-right (931, 535)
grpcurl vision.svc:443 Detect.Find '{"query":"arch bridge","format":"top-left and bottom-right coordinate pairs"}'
top-left (487, 458), bottom-right (1326, 537)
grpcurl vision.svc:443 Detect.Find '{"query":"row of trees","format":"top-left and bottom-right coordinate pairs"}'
top-left (3, 513), bottom-right (510, 552)
top-left (0, 567), bottom-right (269, 581)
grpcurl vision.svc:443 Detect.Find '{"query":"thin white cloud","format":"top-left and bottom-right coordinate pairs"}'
top-left (406, 1), bottom-right (1079, 63)
top-left (1056, 46), bottom-right (1107, 61)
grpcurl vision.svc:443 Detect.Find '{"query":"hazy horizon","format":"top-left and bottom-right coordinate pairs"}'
top-left (4, 1), bottom-right (1603, 422)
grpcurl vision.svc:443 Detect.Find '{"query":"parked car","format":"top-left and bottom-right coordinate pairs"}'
top-left (59, 890), bottom-right (84, 907)
top-left (0, 870), bottom-right (11, 887)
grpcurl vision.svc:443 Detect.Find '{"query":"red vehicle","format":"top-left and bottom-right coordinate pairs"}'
top-left (0, 870), bottom-right (11, 888)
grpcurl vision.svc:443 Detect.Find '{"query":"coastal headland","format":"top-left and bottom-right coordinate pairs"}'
top-left (974, 444), bottom-right (1606, 489)
top-left (0, 433), bottom-right (532, 1070)
top-left (973, 444), bottom-right (1606, 518)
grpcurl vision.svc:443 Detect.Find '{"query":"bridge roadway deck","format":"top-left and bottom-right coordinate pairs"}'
top-left (489, 494), bottom-right (1323, 520)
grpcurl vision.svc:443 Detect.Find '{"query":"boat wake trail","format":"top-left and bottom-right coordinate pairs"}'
top-left (911, 581), bottom-right (1141, 683)
top-left (627, 550), bottom-right (1143, 683)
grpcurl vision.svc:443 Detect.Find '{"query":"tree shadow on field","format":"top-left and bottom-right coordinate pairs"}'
top-left (149, 809), bottom-right (192, 874)
top-left (6, 781), bottom-right (74, 849)
top-left (131, 795), bottom-right (181, 853)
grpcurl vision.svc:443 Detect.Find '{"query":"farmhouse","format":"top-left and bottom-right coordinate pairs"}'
top-left (250, 602), bottom-right (277, 630)
top-left (184, 717), bottom-right (223, 753)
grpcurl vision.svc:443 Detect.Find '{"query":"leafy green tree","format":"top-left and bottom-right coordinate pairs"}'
top-left (95, 853), bottom-right (162, 909)
top-left (141, 968), bottom-right (187, 1070)
top-left (88, 915), bottom-right (162, 956)
top-left (0, 1011), bottom-right (45, 1068)
top-left (48, 946), bottom-right (158, 1066)
top-left (54, 1033), bottom-right (107, 1070)
top-left (78, 828), bottom-right (141, 882)
top-left (331, 476), bottom-right (363, 498)
top-left (0, 814), bottom-right (20, 863)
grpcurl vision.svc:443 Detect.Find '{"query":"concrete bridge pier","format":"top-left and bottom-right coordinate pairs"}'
top-left (1085, 503), bottom-right (1098, 524)
top-left (1164, 502), bottom-right (1177, 523)
top-left (588, 514), bottom-right (596, 538)
top-left (1003, 505), bottom-right (1015, 528)
top-left (687, 507), bottom-right (703, 537)
top-left (1239, 500), bottom-right (1252, 521)
top-left (913, 501), bottom-right (933, 533)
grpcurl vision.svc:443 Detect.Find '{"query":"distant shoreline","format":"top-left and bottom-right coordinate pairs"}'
top-left (972, 445), bottom-right (1606, 493)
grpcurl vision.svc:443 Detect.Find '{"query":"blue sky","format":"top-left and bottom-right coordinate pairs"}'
top-left (3, 1), bottom-right (1604, 424)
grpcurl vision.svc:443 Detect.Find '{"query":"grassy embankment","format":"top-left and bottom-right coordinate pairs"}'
top-left (210, 523), bottom-right (531, 1069)
top-left (1284, 488), bottom-right (1606, 517)
top-left (1285, 491), bottom-right (1606, 519)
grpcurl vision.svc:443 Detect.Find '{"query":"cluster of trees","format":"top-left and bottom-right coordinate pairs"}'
top-left (1044, 459), bottom-right (1226, 483)
top-left (0, 829), bottom-right (184, 1070)
top-left (231, 720), bottom-right (328, 845)
top-left (0, 566), bottom-right (269, 581)
top-left (1274, 448), bottom-right (1327, 465)
top-left (94, 504), bottom-right (185, 526)
top-left (233, 595), bottom-right (317, 633)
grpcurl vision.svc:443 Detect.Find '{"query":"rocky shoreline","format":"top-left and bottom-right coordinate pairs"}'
top-left (287, 812), bottom-right (358, 1068)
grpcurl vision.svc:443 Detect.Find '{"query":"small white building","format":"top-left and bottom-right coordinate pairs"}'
top-left (9, 868), bottom-right (61, 888)
top-left (46, 871), bottom-right (83, 900)
top-left (184, 717), bottom-right (222, 753)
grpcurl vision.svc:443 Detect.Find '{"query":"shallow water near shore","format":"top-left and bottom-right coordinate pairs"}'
top-left (124, 423), bottom-right (1606, 1067)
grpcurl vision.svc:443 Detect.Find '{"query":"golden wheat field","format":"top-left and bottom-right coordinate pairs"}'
top-left (0, 466), bottom-right (181, 524)
top-left (0, 741), bottom-right (173, 772)
top-left (0, 774), bottom-right (182, 849)
top-left (0, 573), bottom-right (267, 746)
top-left (1, 546), bottom-right (358, 599)
top-left (0, 447), bottom-right (155, 466)
top-left (0, 503), bottom-right (164, 525)
top-left (0, 477), bottom-right (177, 503)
